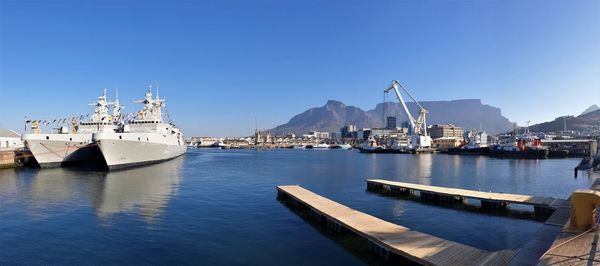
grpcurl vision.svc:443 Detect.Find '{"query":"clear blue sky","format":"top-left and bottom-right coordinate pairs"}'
top-left (1, 0), bottom-right (599, 136)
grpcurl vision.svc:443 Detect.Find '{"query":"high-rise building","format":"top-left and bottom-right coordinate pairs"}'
top-left (386, 116), bottom-right (397, 129)
top-left (341, 124), bottom-right (357, 138)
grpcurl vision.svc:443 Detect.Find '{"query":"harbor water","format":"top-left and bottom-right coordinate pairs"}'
top-left (0, 149), bottom-right (596, 265)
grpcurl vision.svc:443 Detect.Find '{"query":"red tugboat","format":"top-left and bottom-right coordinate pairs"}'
top-left (490, 134), bottom-right (549, 159)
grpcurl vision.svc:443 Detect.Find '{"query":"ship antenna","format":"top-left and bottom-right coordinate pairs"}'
top-left (115, 87), bottom-right (120, 107)
top-left (156, 81), bottom-right (159, 100)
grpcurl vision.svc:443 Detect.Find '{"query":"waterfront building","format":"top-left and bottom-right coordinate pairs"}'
top-left (429, 124), bottom-right (464, 139)
top-left (542, 139), bottom-right (598, 157)
top-left (464, 131), bottom-right (487, 146)
top-left (0, 129), bottom-right (23, 150)
top-left (433, 137), bottom-right (463, 151)
top-left (303, 131), bottom-right (329, 139)
top-left (357, 128), bottom-right (371, 140)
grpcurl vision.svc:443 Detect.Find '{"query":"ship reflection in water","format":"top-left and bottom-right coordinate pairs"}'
top-left (5, 157), bottom-right (184, 224)
top-left (93, 159), bottom-right (183, 222)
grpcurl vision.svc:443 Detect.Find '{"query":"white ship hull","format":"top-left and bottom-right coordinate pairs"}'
top-left (94, 132), bottom-right (186, 170)
top-left (22, 133), bottom-right (96, 168)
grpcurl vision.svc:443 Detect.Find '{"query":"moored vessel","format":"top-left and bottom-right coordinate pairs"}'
top-left (490, 134), bottom-right (549, 159)
top-left (358, 137), bottom-right (393, 153)
top-left (22, 90), bottom-right (121, 168)
top-left (447, 130), bottom-right (490, 155)
top-left (94, 84), bottom-right (186, 170)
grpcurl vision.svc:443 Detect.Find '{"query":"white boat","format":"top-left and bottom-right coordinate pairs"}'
top-left (338, 143), bottom-right (352, 150)
top-left (212, 141), bottom-right (230, 149)
top-left (93, 84), bottom-right (186, 170)
top-left (22, 90), bottom-right (121, 168)
top-left (313, 143), bottom-right (330, 149)
top-left (186, 143), bottom-right (197, 148)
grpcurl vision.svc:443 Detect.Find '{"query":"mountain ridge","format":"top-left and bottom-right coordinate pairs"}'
top-left (269, 99), bottom-right (514, 135)
top-left (529, 108), bottom-right (600, 133)
top-left (582, 104), bottom-right (600, 116)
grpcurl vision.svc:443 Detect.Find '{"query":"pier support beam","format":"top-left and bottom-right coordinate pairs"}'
top-left (368, 240), bottom-right (390, 260)
top-left (419, 192), bottom-right (464, 204)
top-left (390, 186), bottom-right (413, 195)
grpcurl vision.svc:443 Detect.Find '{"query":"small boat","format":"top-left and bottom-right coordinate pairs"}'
top-left (187, 142), bottom-right (197, 148)
top-left (292, 145), bottom-right (305, 149)
top-left (338, 144), bottom-right (352, 150)
top-left (313, 143), bottom-right (329, 149)
top-left (576, 156), bottom-right (594, 171)
top-left (210, 141), bottom-right (230, 149)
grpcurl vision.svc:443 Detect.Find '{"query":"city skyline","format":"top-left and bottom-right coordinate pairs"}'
top-left (1, 0), bottom-right (599, 136)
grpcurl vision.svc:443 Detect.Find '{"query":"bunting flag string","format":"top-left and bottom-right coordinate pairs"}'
top-left (26, 107), bottom-right (178, 128)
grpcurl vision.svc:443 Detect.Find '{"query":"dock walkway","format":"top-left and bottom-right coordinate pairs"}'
top-left (277, 185), bottom-right (516, 265)
top-left (365, 179), bottom-right (572, 264)
top-left (366, 179), bottom-right (560, 213)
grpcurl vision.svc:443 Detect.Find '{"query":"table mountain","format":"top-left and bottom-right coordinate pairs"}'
top-left (269, 99), bottom-right (514, 135)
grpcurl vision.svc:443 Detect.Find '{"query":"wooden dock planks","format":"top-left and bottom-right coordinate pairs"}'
top-left (277, 185), bottom-right (517, 265)
top-left (366, 179), bottom-right (558, 207)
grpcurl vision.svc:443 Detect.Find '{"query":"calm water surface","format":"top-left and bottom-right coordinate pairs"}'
top-left (0, 149), bottom-right (597, 265)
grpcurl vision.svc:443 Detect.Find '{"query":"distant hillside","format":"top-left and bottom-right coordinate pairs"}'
top-left (529, 109), bottom-right (600, 133)
top-left (269, 99), bottom-right (514, 135)
top-left (582, 104), bottom-right (600, 115)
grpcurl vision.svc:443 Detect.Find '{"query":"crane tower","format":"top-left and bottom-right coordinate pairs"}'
top-left (383, 80), bottom-right (433, 151)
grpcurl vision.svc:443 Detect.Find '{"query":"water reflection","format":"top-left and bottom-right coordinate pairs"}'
top-left (452, 155), bottom-right (461, 177)
top-left (94, 158), bottom-right (183, 222)
top-left (474, 156), bottom-right (486, 176)
top-left (17, 157), bottom-right (183, 223)
top-left (416, 154), bottom-right (432, 185)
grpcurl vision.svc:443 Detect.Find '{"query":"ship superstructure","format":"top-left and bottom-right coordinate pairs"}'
top-left (93, 84), bottom-right (186, 170)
